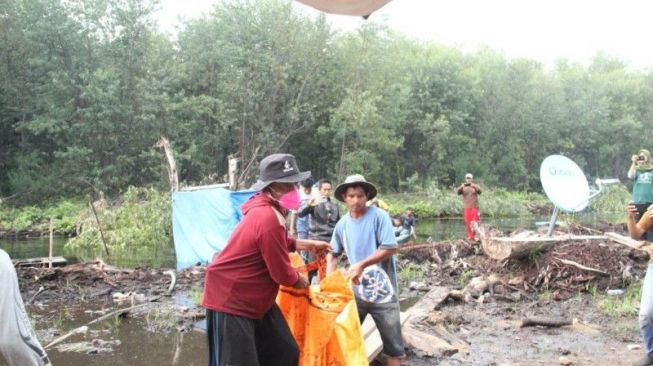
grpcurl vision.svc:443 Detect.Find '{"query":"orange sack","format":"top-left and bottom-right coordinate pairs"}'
top-left (276, 253), bottom-right (367, 366)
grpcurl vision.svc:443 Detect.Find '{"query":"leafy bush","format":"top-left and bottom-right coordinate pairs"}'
top-left (383, 184), bottom-right (545, 219)
top-left (66, 187), bottom-right (173, 268)
top-left (588, 184), bottom-right (630, 213)
top-left (0, 200), bottom-right (83, 235)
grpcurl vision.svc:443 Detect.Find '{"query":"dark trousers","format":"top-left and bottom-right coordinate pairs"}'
top-left (207, 304), bottom-right (299, 366)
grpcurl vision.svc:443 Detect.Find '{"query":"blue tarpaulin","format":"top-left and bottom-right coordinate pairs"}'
top-left (172, 188), bottom-right (255, 270)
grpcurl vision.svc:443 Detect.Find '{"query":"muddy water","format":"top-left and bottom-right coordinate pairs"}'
top-left (1, 213), bottom-right (622, 267)
top-left (29, 300), bottom-right (207, 366)
top-left (48, 318), bottom-right (207, 366)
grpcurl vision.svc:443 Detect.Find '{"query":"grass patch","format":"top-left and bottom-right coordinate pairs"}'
top-left (190, 287), bottom-right (203, 306)
top-left (459, 269), bottom-right (476, 288)
top-left (397, 261), bottom-right (426, 284)
top-left (145, 305), bottom-right (178, 333)
top-left (598, 281), bottom-right (642, 318)
top-left (540, 288), bottom-right (552, 303)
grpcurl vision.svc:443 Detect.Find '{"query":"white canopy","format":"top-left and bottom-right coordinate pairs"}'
top-left (296, 0), bottom-right (392, 16)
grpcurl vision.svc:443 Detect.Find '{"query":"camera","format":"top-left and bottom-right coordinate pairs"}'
top-left (638, 155), bottom-right (646, 161)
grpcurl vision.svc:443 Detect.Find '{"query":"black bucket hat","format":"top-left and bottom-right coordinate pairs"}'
top-left (250, 153), bottom-right (311, 191)
top-left (334, 174), bottom-right (377, 202)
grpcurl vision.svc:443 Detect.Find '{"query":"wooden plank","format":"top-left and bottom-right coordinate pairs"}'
top-left (605, 231), bottom-right (646, 251)
top-left (13, 256), bottom-right (67, 267)
top-left (399, 286), bottom-right (459, 357)
top-left (403, 326), bottom-right (457, 357)
top-left (408, 287), bottom-right (451, 316)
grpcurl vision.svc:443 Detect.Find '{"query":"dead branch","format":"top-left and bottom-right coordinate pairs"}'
top-left (153, 136), bottom-right (179, 192)
top-left (520, 317), bottom-right (573, 328)
top-left (237, 146), bottom-right (261, 189)
top-left (555, 258), bottom-right (608, 276)
top-left (45, 296), bottom-right (161, 350)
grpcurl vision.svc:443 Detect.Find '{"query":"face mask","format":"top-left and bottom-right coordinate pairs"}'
top-left (278, 188), bottom-right (301, 210)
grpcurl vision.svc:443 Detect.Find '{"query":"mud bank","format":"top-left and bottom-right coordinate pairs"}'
top-left (16, 223), bottom-right (650, 365)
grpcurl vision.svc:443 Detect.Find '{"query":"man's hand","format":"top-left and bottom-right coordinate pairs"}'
top-left (309, 198), bottom-right (318, 207)
top-left (310, 241), bottom-right (331, 255)
top-left (627, 202), bottom-right (639, 219)
top-left (293, 274), bottom-right (309, 289)
top-left (348, 263), bottom-right (365, 285)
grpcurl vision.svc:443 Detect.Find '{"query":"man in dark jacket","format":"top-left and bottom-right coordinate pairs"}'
top-left (298, 178), bottom-right (340, 243)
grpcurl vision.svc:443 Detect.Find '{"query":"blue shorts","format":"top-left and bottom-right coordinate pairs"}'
top-left (355, 297), bottom-right (406, 358)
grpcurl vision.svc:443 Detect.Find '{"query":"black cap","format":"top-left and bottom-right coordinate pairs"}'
top-left (250, 153), bottom-right (311, 191)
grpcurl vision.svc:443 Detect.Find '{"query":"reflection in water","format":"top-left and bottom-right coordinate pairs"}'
top-left (415, 212), bottom-right (623, 242)
top-left (0, 237), bottom-right (68, 260)
top-left (45, 314), bottom-right (207, 366)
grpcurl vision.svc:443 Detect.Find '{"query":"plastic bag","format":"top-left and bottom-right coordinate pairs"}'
top-left (276, 253), bottom-right (367, 366)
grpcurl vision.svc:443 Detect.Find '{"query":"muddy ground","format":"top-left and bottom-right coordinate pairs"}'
top-left (11, 223), bottom-right (651, 366)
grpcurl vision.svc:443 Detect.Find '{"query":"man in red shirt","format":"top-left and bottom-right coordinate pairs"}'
top-left (202, 153), bottom-right (330, 366)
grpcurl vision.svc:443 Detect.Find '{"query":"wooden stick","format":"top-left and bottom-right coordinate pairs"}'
top-left (48, 218), bottom-right (53, 268)
top-left (89, 201), bottom-right (110, 257)
top-left (28, 286), bottom-right (46, 304)
top-left (555, 258), bottom-right (608, 276)
top-left (520, 317), bottom-right (573, 328)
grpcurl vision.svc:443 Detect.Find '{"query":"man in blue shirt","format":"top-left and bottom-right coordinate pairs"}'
top-left (327, 174), bottom-right (405, 366)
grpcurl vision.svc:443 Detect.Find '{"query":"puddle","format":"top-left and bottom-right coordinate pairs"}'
top-left (30, 301), bottom-right (208, 366)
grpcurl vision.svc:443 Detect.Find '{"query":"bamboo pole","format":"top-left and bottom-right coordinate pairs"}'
top-left (48, 218), bottom-right (53, 268)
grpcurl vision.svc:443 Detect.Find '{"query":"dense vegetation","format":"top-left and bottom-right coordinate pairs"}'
top-left (1, 0), bottom-right (651, 205)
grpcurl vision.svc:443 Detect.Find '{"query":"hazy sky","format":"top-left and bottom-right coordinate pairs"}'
top-left (156, 0), bottom-right (653, 70)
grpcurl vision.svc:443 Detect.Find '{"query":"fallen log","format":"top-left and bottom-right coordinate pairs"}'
top-left (481, 234), bottom-right (604, 261)
top-left (402, 327), bottom-right (457, 357)
top-left (520, 317), bottom-right (573, 328)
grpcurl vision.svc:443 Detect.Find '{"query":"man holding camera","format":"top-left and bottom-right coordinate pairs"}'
top-left (457, 173), bottom-right (482, 240)
top-left (628, 150), bottom-right (653, 241)
top-left (298, 179), bottom-right (341, 243)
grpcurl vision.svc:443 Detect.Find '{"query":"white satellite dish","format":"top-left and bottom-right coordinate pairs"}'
top-left (540, 155), bottom-right (590, 213)
top-left (539, 155), bottom-right (619, 236)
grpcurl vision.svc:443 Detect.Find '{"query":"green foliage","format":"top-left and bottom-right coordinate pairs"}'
top-left (1, 0), bottom-right (652, 207)
top-left (588, 282), bottom-right (599, 297)
top-left (65, 187), bottom-right (172, 268)
top-left (384, 185), bottom-right (546, 219)
top-left (527, 246), bottom-right (544, 263)
top-left (190, 287), bottom-right (203, 306)
top-left (0, 200), bottom-right (84, 235)
top-left (588, 184), bottom-right (631, 213)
